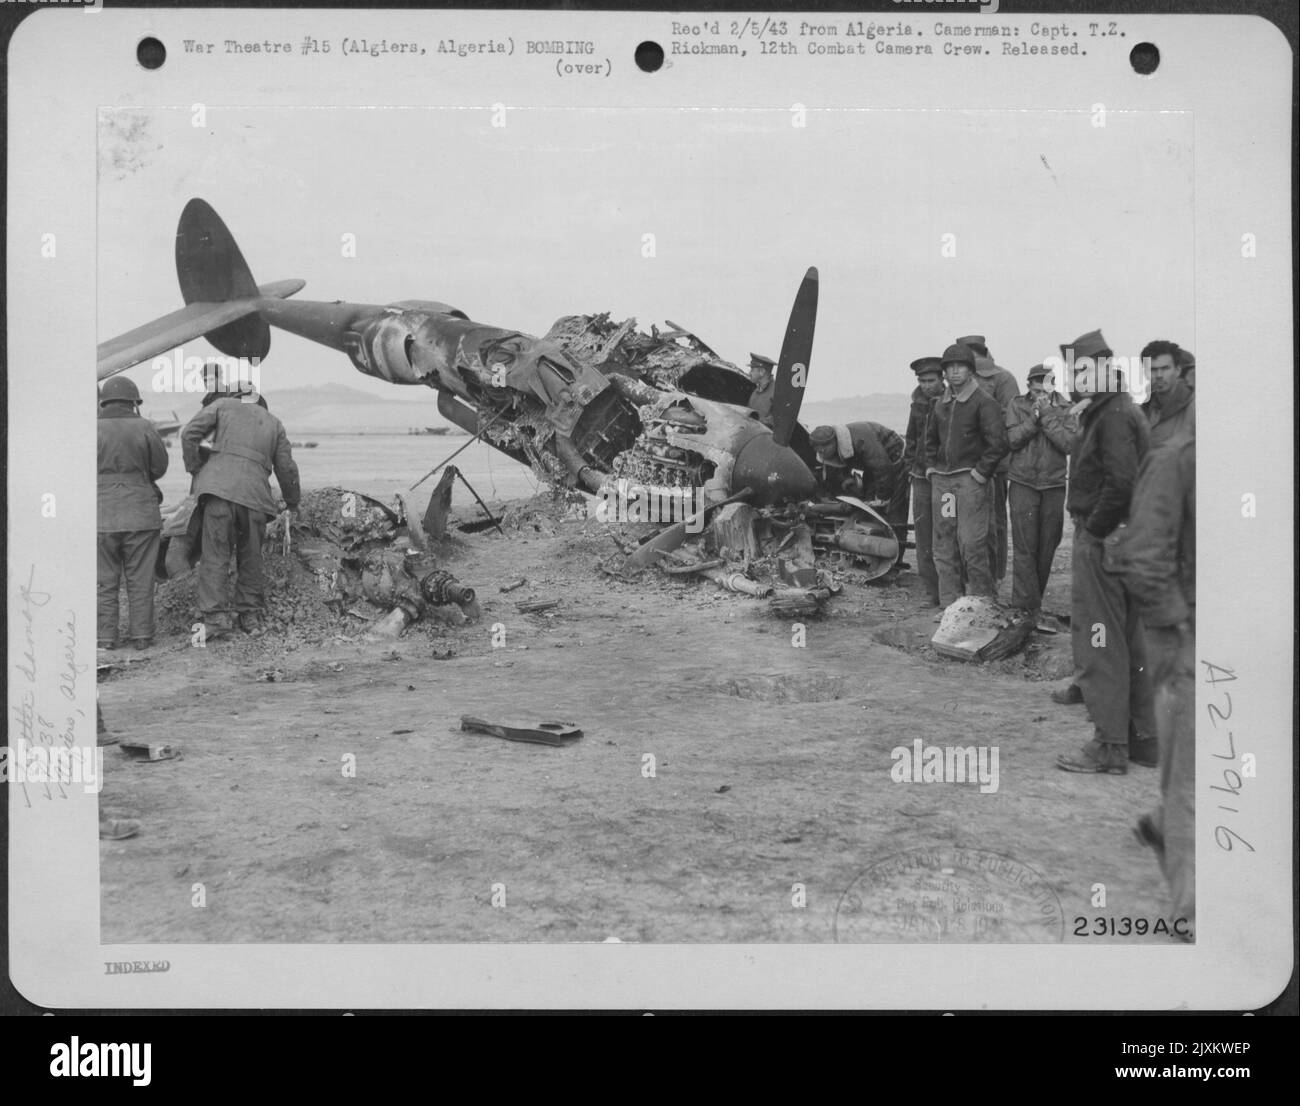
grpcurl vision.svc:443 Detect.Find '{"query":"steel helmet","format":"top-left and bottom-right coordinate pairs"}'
top-left (99, 376), bottom-right (143, 405)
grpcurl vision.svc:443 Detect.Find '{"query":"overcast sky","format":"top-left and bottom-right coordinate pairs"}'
top-left (99, 105), bottom-right (1194, 403)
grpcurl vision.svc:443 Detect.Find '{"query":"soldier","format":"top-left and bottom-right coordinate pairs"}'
top-left (1122, 432), bottom-right (1196, 936)
top-left (1055, 330), bottom-right (1157, 775)
top-left (1141, 340), bottom-right (1195, 446)
top-left (97, 376), bottom-right (169, 650)
top-left (746, 353), bottom-right (776, 427)
top-left (809, 421), bottom-right (909, 565)
top-left (904, 356), bottom-right (945, 605)
top-left (955, 334), bottom-right (1020, 589)
top-left (181, 384), bottom-right (300, 638)
top-left (923, 344), bottom-right (1008, 607)
top-left (200, 359), bottom-right (267, 410)
top-left (1004, 364), bottom-right (1076, 616)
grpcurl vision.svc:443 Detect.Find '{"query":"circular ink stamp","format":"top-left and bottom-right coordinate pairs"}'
top-left (833, 846), bottom-right (1065, 943)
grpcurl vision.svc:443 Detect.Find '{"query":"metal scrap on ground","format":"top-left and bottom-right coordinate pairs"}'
top-left (460, 716), bottom-right (583, 747)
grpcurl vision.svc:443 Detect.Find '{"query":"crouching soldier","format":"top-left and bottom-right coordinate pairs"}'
top-left (181, 386), bottom-right (300, 638)
top-left (1004, 364), bottom-right (1076, 616)
top-left (810, 421), bottom-right (909, 566)
top-left (97, 377), bottom-right (168, 650)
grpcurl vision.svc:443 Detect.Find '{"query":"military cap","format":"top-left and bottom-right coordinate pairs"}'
top-left (910, 356), bottom-right (944, 376)
top-left (954, 334), bottom-right (989, 357)
top-left (1060, 329), bottom-right (1112, 362)
top-left (1176, 347), bottom-right (1196, 372)
top-left (748, 353), bottom-right (776, 369)
top-left (940, 343), bottom-right (976, 369)
top-left (1026, 363), bottom-right (1051, 382)
top-left (809, 425), bottom-right (836, 451)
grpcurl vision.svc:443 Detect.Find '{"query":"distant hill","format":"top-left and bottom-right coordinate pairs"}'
top-left (143, 382), bottom-right (456, 434)
top-left (798, 393), bottom-right (914, 434)
top-left (141, 383), bottom-right (915, 436)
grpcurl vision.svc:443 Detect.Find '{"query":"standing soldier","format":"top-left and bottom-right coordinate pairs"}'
top-left (181, 385), bottom-right (300, 638)
top-left (924, 344), bottom-right (1008, 607)
top-left (1122, 432), bottom-right (1196, 937)
top-left (97, 377), bottom-right (169, 650)
top-left (1055, 330), bottom-right (1157, 775)
top-left (904, 356), bottom-right (945, 606)
top-left (809, 421), bottom-right (909, 563)
top-left (746, 353), bottom-right (776, 427)
top-left (955, 334), bottom-right (1020, 590)
top-left (1140, 340), bottom-right (1195, 446)
top-left (1004, 365), bottom-right (1076, 617)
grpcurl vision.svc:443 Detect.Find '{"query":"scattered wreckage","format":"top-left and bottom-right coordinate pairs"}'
top-left (158, 485), bottom-right (481, 637)
top-left (119, 199), bottom-right (1032, 660)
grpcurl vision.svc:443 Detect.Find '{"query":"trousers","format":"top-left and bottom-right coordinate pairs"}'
top-left (1008, 482), bottom-right (1065, 611)
top-left (931, 471), bottom-right (993, 608)
top-left (1145, 623), bottom-right (1196, 929)
top-left (911, 476), bottom-right (938, 601)
top-left (97, 530), bottom-right (161, 644)
top-left (1070, 522), bottom-right (1156, 745)
top-left (988, 474), bottom-right (1009, 584)
top-left (197, 497), bottom-right (269, 617)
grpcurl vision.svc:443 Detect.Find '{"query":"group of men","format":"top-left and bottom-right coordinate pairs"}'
top-left (96, 363), bottom-right (300, 655)
top-left (750, 332), bottom-right (1196, 933)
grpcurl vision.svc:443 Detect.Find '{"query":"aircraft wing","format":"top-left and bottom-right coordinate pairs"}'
top-left (96, 278), bottom-right (305, 380)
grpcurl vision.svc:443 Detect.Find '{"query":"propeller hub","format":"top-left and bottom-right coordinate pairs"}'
top-left (731, 435), bottom-right (817, 506)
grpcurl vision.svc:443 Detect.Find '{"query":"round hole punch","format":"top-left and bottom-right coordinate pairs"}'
top-left (137, 36), bottom-right (166, 70)
top-left (635, 40), bottom-right (664, 73)
top-left (1129, 42), bottom-right (1159, 76)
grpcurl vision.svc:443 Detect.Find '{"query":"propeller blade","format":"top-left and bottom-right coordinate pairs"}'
top-left (770, 267), bottom-right (818, 449)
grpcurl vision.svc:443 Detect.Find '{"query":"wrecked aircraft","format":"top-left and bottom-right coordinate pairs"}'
top-left (106, 198), bottom-right (902, 612)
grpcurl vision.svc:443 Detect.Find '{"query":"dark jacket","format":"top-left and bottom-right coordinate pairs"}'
top-left (1004, 393), bottom-right (1077, 490)
top-left (1121, 434), bottom-right (1195, 628)
top-left (843, 421), bottom-right (905, 501)
top-left (1066, 391), bottom-right (1150, 538)
top-left (903, 385), bottom-right (939, 479)
top-left (1141, 379), bottom-right (1195, 447)
top-left (974, 357), bottom-right (1020, 475)
top-left (974, 357), bottom-right (1020, 408)
top-left (182, 398), bottom-right (300, 516)
top-left (747, 378), bottom-right (775, 426)
top-left (924, 378), bottom-right (1008, 479)
top-left (98, 407), bottom-right (168, 532)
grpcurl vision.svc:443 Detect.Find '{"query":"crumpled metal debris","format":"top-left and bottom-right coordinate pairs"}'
top-left (284, 487), bottom-right (481, 637)
top-left (931, 596), bottom-right (1035, 662)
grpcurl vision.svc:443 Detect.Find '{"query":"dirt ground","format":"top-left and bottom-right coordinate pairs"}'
top-left (99, 495), bottom-right (1179, 945)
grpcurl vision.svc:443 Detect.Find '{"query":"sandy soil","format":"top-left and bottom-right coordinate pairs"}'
top-left (99, 498), bottom-right (1179, 945)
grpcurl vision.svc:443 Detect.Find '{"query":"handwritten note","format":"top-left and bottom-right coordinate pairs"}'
top-left (8, 564), bottom-right (86, 806)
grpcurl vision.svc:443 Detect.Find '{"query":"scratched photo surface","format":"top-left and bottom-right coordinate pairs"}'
top-left (93, 103), bottom-right (1196, 946)
top-left (7, 7), bottom-right (1291, 1009)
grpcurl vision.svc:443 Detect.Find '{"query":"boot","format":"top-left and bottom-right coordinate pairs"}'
top-left (1057, 738), bottom-right (1127, 775)
top-left (1051, 683), bottom-right (1084, 705)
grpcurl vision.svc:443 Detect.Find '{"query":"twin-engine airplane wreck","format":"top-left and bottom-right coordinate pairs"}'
top-left (98, 199), bottom-right (902, 582)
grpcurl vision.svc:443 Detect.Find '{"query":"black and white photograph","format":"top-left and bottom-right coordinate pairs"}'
top-left (5, 5), bottom-right (1293, 1012)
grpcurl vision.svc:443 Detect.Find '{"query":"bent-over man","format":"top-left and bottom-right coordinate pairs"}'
top-left (181, 387), bottom-right (300, 637)
top-left (810, 421), bottom-right (909, 564)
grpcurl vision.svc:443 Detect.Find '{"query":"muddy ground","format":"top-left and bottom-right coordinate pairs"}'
top-left (99, 495), bottom-right (1178, 945)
